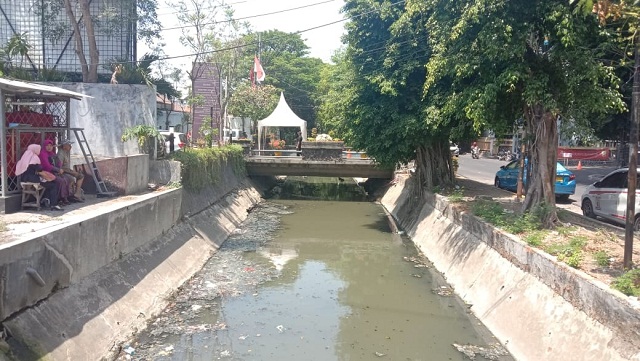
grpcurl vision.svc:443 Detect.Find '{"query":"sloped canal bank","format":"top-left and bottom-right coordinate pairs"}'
top-left (116, 178), bottom-right (511, 361)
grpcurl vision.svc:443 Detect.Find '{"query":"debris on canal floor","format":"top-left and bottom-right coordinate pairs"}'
top-left (453, 343), bottom-right (510, 360)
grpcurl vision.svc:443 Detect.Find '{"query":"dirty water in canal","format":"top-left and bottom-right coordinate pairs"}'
top-left (119, 178), bottom-right (512, 361)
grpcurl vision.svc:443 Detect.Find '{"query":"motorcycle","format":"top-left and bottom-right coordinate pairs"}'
top-left (471, 146), bottom-right (480, 159)
top-left (497, 150), bottom-right (512, 161)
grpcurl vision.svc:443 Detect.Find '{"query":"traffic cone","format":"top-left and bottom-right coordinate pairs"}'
top-left (577, 160), bottom-right (582, 170)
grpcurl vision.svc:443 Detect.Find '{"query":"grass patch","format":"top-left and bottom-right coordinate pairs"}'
top-left (0, 221), bottom-right (6, 232)
top-left (594, 251), bottom-right (611, 267)
top-left (523, 230), bottom-right (548, 247)
top-left (472, 200), bottom-right (544, 235)
top-left (544, 236), bottom-right (587, 269)
top-left (612, 269), bottom-right (640, 296)
top-left (447, 187), bottom-right (464, 203)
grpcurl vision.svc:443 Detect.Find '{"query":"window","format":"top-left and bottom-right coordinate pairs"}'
top-left (599, 172), bottom-right (627, 188)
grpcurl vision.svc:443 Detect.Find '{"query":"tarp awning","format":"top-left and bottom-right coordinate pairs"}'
top-left (0, 77), bottom-right (90, 100)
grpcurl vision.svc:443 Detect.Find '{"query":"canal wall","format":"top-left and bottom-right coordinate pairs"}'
top-left (381, 175), bottom-right (640, 361)
top-left (0, 163), bottom-right (265, 360)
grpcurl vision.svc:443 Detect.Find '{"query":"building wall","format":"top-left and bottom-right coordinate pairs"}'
top-left (0, 0), bottom-right (135, 75)
top-left (54, 83), bottom-right (157, 158)
top-left (192, 63), bottom-right (222, 142)
top-left (157, 109), bottom-right (186, 132)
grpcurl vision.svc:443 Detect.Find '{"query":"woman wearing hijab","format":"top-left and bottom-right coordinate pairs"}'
top-left (16, 144), bottom-right (63, 211)
top-left (39, 139), bottom-right (72, 205)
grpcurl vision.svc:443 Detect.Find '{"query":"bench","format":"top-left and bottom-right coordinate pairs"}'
top-left (21, 182), bottom-right (45, 210)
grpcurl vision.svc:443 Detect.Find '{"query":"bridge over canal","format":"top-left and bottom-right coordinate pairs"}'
top-left (245, 151), bottom-right (394, 179)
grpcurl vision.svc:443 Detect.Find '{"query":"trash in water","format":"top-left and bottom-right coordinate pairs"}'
top-left (452, 343), bottom-right (509, 360)
top-left (123, 346), bottom-right (135, 355)
top-left (374, 351), bottom-right (386, 357)
top-left (276, 325), bottom-right (285, 333)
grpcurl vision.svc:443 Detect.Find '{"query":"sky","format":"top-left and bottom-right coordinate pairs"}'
top-left (141, 0), bottom-right (347, 78)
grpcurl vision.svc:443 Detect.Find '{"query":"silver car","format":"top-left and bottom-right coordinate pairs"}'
top-left (581, 168), bottom-right (640, 229)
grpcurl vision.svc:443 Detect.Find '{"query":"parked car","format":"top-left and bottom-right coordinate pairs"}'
top-left (159, 131), bottom-right (187, 153)
top-left (450, 142), bottom-right (459, 157)
top-left (581, 168), bottom-right (640, 229)
top-left (494, 159), bottom-right (576, 200)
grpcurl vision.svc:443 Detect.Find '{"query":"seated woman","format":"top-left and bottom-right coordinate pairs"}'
top-left (39, 139), bottom-right (73, 205)
top-left (15, 144), bottom-right (63, 211)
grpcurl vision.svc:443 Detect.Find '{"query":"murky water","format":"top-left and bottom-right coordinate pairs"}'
top-left (123, 178), bottom-right (512, 361)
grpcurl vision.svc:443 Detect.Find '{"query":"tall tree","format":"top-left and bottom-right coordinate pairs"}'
top-left (421, 0), bottom-right (624, 225)
top-left (238, 31), bottom-right (323, 129)
top-left (336, 0), bottom-right (455, 192)
top-left (40, 0), bottom-right (160, 82)
top-left (227, 84), bottom-right (280, 136)
top-left (572, 0), bottom-right (639, 267)
top-left (171, 0), bottom-right (243, 143)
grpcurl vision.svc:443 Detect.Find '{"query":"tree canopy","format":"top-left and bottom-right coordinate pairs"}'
top-left (320, 0), bottom-right (626, 226)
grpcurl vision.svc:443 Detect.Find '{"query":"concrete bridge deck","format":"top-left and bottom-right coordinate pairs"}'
top-left (245, 156), bottom-right (394, 178)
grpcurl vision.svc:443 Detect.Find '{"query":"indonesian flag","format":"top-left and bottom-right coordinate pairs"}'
top-left (254, 56), bottom-right (265, 83)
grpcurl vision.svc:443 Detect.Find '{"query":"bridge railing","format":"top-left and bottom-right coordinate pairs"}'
top-left (248, 149), bottom-right (370, 159)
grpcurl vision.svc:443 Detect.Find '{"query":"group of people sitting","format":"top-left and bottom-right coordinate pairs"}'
top-left (15, 139), bottom-right (86, 211)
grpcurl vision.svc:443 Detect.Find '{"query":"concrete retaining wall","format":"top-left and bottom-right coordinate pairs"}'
top-left (381, 175), bottom-right (640, 361)
top-left (54, 83), bottom-right (157, 158)
top-left (1, 168), bottom-right (265, 360)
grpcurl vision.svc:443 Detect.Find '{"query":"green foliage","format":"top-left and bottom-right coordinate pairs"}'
top-left (612, 269), bottom-right (640, 296)
top-left (523, 230), bottom-right (549, 247)
top-left (472, 200), bottom-right (544, 234)
top-left (545, 236), bottom-right (587, 268)
top-left (170, 146), bottom-right (246, 191)
top-left (121, 125), bottom-right (161, 149)
top-left (594, 251), bottom-right (611, 267)
top-left (227, 84), bottom-right (279, 129)
top-left (0, 220), bottom-right (6, 232)
top-left (198, 121), bottom-right (219, 148)
top-left (447, 186), bottom-right (464, 203)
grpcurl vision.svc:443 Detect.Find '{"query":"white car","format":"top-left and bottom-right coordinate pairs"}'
top-left (159, 131), bottom-right (187, 153)
top-left (581, 168), bottom-right (640, 229)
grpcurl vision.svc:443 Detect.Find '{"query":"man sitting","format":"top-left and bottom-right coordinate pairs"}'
top-left (57, 139), bottom-right (85, 201)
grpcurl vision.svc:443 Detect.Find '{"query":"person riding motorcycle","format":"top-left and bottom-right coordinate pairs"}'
top-left (471, 142), bottom-right (480, 159)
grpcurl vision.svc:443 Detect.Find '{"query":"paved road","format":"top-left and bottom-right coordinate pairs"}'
top-left (456, 154), bottom-right (618, 213)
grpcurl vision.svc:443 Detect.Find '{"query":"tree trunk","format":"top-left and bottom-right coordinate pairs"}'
top-left (413, 139), bottom-right (455, 197)
top-left (522, 103), bottom-right (558, 227)
top-left (79, 0), bottom-right (99, 83)
top-left (63, 0), bottom-right (89, 82)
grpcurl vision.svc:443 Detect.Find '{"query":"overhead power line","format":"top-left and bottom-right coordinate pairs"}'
top-left (118, 0), bottom-right (407, 67)
top-left (161, 0), bottom-right (338, 32)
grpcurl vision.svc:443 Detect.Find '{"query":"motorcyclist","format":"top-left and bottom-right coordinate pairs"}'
top-left (471, 142), bottom-right (480, 158)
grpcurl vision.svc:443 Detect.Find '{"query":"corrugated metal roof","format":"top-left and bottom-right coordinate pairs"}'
top-left (0, 77), bottom-right (90, 100)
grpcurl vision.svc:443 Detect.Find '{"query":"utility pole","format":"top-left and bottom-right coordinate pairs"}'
top-left (624, 33), bottom-right (640, 270)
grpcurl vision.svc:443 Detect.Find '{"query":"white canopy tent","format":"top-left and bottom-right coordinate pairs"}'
top-left (257, 92), bottom-right (307, 150)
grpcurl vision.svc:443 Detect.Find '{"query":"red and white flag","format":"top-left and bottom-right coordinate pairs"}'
top-left (254, 56), bottom-right (265, 83)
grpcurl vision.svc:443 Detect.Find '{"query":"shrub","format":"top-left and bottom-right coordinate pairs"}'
top-left (170, 145), bottom-right (246, 191)
top-left (594, 251), bottom-right (611, 267)
top-left (612, 269), bottom-right (640, 296)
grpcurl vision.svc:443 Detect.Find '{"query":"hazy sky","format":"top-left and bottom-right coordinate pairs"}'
top-left (143, 0), bottom-right (347, 74)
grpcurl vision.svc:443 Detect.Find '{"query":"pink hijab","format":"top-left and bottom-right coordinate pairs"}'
top-left (15, 144), bottom-right (41, 176)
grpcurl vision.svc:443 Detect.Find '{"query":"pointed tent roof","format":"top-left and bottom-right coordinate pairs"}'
top-left (257, 92), bottom-right (307, 150)
top-left (258, 92), bottom-right (306, 127)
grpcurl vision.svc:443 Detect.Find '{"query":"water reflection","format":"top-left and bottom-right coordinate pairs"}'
top-left (270, 176), bottom-right (370, 202)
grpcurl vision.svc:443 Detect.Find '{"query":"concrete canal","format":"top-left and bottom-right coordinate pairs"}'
top-left (118, 178), bottom-right (512, 360)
